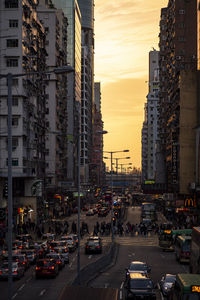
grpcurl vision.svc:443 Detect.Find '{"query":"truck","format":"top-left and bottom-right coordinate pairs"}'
top-left (190, 227), bottom-right (200, 274)
top-left (58, 286), bottom-right (118, 300)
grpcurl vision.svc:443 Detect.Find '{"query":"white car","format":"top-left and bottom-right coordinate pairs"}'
top-left (61, 235), bottom-right (76, 252)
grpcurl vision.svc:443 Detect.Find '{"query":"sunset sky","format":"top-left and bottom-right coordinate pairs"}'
top-left (94, 0), bottom-right (168, 170)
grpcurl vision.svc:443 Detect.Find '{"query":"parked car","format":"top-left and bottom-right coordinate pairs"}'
top-left (0, 261), bottom-right (24, 280)
top-left (125, 261), bottom-right (151, 278)
top-left (35, 259), bottom-right (58, 279)
top-left (124, 272), bottom-right (156, 299)
top-left (85, 239), bottom-right (102, 254)
top-left (159, 274), bottom-right (176, 298)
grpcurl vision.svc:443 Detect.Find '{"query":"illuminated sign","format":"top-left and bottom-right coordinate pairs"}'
top-left (144, 181), bottom-right (155, 184)
top-left (164, 230), bottom-right (172, 234)
top-left (185, 198), bottom-right (194, 207)
top-left (192, 285), bottom-right (200, 293)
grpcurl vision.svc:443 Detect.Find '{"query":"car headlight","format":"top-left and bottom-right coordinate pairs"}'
top-left (164, 286), bottom-right (169, 290)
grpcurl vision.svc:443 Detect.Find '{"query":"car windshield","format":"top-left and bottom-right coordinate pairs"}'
top-left (47, 254), bottom-right (60, 259)
top-left (130, 279), bottom-right (153, 289)
top-left (165, 276), bottom-right (176, 283)
top-left (88, 241), bottom-right (99, 246)
top-left (130, 263), bottom-right (147, 271)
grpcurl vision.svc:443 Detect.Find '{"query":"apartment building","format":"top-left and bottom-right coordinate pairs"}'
top-left (141, 50), bottom-right (159, 182)
top-left (51, 0), bottom-right (82, 187)
top-left (90, 82), bottom-right (104, 186)
top-left (158, 0), bottom-right (197, 195)
top-left (37, 1), bottom-right (68, 195)
top-left (77, 0), bottom-right (95, 186)
top-left (0, 0), bottom-right (47, 222)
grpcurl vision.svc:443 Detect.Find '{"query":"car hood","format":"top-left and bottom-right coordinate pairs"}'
top-left (163, 282), bottom-right (173, 289)
top-left (129, 288), bottom-right (154, 295)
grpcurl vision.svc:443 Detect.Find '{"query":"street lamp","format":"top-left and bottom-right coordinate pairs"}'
top-left (0, 65), bottom-right (74, 300)
top-left (77, 130), bottom-right (108, 285)
top-left (103, 149), bottom-right (129, 244)
top-left (104, 156), bottom-right (130, 174)
top-left (119, 162), bottom-right (132, 173)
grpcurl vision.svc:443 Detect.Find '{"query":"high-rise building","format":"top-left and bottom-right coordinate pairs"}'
top-left (141, 50), bottom-right (159, 182)
top-left (158, 0), bottom-right (197, 195)
top-left (37, 1), bottom-right (68, 194)
top-left (91, 82), bottom-right (104, 186)
top-left (51, 0), bottom-right (82, 187)
top-left (0, 0), bottom-right (47, 222)
top-left (77, 0), bottom-right (95, 185)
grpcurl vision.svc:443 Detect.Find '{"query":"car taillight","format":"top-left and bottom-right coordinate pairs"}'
top-left (23, 262), bottom-right (25, 265)
top-left (49, 266), bottom-right (55, 270)
top-left (36, 267), bottom-right (41, 270)
top-left (86, 245), bottom-right (89, 248)
top-left (0, 271), bottom-right (2, 274)
top-left (56, 261), bottom-right (61, 264)
top-left (96, 246), bottom-right (100, 248)
top-left (13, 271), bottom-right (18, 274)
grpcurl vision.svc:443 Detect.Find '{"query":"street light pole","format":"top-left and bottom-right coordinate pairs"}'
top-left (77, 132), bottom-right (81, 285)
top-left (7, 74), bottom-right (13, 300)
top-left (111, 152), bottom-right (114, 243)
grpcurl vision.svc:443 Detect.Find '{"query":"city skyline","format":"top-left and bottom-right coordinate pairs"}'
top-left (94, 0), bottom-right (168, 169)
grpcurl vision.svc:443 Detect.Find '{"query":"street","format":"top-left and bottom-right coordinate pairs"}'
top-left (0, 205), bottom-right (189, 300)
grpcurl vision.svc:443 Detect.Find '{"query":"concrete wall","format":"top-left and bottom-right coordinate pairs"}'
top-left (179, 70), bottom-right (197, 194)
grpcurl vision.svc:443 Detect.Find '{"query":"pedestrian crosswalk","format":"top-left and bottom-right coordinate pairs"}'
top-left (80, 235), bottom-right (159, 247)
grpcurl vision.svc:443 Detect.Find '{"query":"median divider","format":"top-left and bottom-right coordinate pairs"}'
top-left (72, 242), bottom-right (119, 286)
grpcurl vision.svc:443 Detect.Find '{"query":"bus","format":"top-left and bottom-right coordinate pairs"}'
top-left (170, 273), bottom-right (200, 300)
top-left (159, 229), bottom-right (192, 251)
top-left (174, 235), bottom-right (191, 263)
top-left (190, 227), bottom-right (200, 274)
top-left (159, 230), bottom-right (174, 251)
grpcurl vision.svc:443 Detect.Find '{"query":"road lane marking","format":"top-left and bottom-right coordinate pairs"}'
top-left (119, 290), bottom-right (123, 300)
top-left (18, 284), bottom-right (25, 291)
top-left (120, 281), bottom-right (124, 289)
top-left (104, 283), bottom-right (109, 288)
top-left (88, 255), bottom-right (92, 259)
top-left (160, 254), bottom-right (165, 259)
top-left (12, 293), bottom-right (18, 299)
top-left (26, 276), bottom-right (32, 283)
top-left (69, 263), bottom-right (72, 268)
top-left (39, 289), bottom-right (46, 296)
top-left (72, 257), bottom-right (76, 262)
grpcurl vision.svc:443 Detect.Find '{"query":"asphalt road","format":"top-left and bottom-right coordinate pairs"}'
top-left (0, 205), bottom-right (189, 300)
top-left (88, 206), bottom-right (189, 300)
top-left (0, 209), bottom-right (113, 300)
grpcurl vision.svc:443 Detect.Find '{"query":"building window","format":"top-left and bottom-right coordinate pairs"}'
top-left (12, 96), bottom-right (18, 106)
top-left (12, 117), bottom-right (18, 126)
top-left (6, 58), bottom-right (18, 67)
top-left (5, 0), bottom-right (18, 8)
top-left (178, 36), bottom-right (186, 42)
top-left (178, 22), bottom-right (185, 29)
top-left (179, 9), bottom-right (185, 14)
top-left (7, 39), bottom-right (18, 47)
top-left (6, 158), bottom-right (19, 166)
top-left (9, 19), bottom-right (18, 27)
